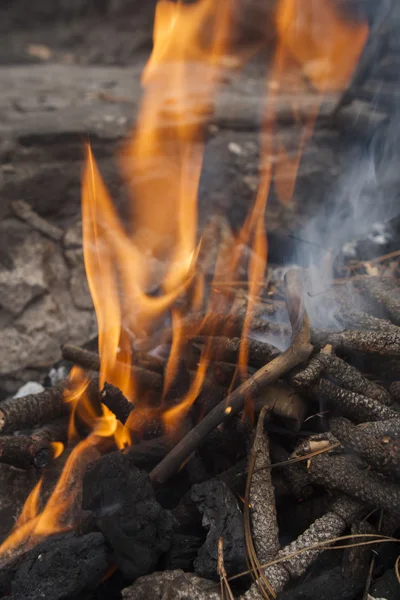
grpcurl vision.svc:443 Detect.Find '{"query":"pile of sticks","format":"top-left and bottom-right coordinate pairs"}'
top-left (0, 269), bottom-right (399, 599)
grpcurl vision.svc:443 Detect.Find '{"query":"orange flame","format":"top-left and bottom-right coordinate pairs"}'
top-left (0, 0), bottom-right (368, 562)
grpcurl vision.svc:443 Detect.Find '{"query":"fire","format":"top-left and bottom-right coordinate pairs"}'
top-left (0, 0), bottom-right (368, 562)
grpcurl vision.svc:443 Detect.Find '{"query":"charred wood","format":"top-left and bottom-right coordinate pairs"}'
top-left (254, 382), bottom-right (307, 431)
top-left (150, 269), bottom-right (313, 485)
top-left (292, 350), bottom-right (391, 406)
top-left (190, 479), bottom-right (245, 579)
top-left (192, 335), bottom-right (279, 369)
top-left (360, 417), bottom-right (400, 437)
top-left (82, 452), bottom-right (175, 580)
top-left (330, 416), bottom-right (400, 478)
top-left (243, 496), bottom-right (362, 598)
top-left (0, 418), bottom-right (68, 470)
top-left (247, 409), bottom-right (280, 564)
top-left (61, 344), bottom-right (164, 390)
top-left (1, 532), bottom-right (108, 600)
top-left (305, 453), bottom-right (400, 514)
top-left (0, 383), bottom-right (69, 433)
top-left (311, 328), bottom-right (400, 358)
top-left (100, 382), bottom-right (133, 425)
top-left (315, 379), bottom-right (397, 422)
top-left (354, 276), bottom-right (400, 326)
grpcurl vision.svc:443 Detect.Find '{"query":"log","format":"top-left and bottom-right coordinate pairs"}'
top-left (0, 418), bottom-right (68, 469)
top-left (0, 383), bottom-right (69, 433)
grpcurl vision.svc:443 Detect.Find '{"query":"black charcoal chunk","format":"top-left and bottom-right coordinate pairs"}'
top-left (190, 479), bottom-right (245, 579)
top-left (5, 532), bottom-right (107, 600)
top-left (370, 569), bottom-right (400, 600)
top-left (278, 566), bottom-right (363, 600)
top-left (82, 451), bottom-right (175, 580)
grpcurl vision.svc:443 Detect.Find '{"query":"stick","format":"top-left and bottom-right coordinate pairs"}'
top-left (61, 344), bottom-right (164, 385)
top-left (0, 419), bottom-right (68, 469)
top-left (306, 453), bottom-right (400, 514)
top-left (150, 269), bottom-right (313, 485)
top-left (0, 383), bottom-right (69, 433)
top-left (242, 496), bottom-right (362, 599)
top-left (192, 336), bottom-right (279, 369)
top-left (330, 417), bottom-right (400, 477)
top-left (316, 379), bottom-right (397, 423)
top-left (100, 383), bottom-right (134, 425)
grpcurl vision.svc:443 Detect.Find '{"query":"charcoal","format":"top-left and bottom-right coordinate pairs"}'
top-left (161, 533), bottom-right (203, 571)
top-left (278, 566), bottom-right (363, 600)
top-left (82, 451), bottom-right (175, 580)
top-left (190, 479), bottom-right (245, 579)
top-left (2, 532), bottom-right (107, 600)
top-left (122, 570), bottom-right (221, 600)
top-left (370, 569), bottom-right (400, 600)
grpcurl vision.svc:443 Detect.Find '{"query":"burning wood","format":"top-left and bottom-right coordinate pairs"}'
top-left (3, 0), bottom-right (400, 599)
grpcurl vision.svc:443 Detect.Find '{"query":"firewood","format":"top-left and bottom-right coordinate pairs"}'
top-left (162, 310), bottom-right (290, 344)
top-left (247, 408), bottom-right (280, 564)
top-left (312, 328), bottom-right (400, 357)
top-left (243, 496), bottom-right (362, 598)
top-left (0, 383), bottom-right (69, 433)
top-left (0, 418), bottom-right (68, 470)
top-left (389, 381), bottom-right (400, 401)
top-left (254, 383), bottom-right (307, 431)
top-left (297, 353), bottom-right (391, 405)
top-left (192, 336), bottom-right (279, 369)
top-left (61, 344), bottom-right (164, 386)
top-left (100, 382), bottom-right (133, 425)
top-left (305, 452), bottom-right (400, 514)
top-left (315, 379), bottom-right (397, 422)
top-left (330, 416), bottom-right (400, 478)
top-left (354, 276), bottom-right (400, 326)
top-left (150, 269), bottom-right (313, 485)
top-left (360, 417), bottom-right (400, 437)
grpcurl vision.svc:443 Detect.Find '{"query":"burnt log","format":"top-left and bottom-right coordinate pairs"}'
top-left (354, 276), bottom-right (400, 326)
top-left (82, 451), bottom-right (175, 580)
top-left (190, 479), bottom-right (245, 579)
top-left (293, 352), bottom-right (391, 405)
top-left (330, 416), bottom-right (400, 478)
top-left (192, 335), bottom-right (279, 369)
top-left (100, 382), bottom-right (133, 425)
top-left (243, 496), bottom-right (362, 598)
top-left (305, 452), bottom-right (400, 514)
top-left (247, 410), bottom-right (280, 563)
top-left (0, 383), bottom-right (70, 433)
top-left (61, 343), bottom-right (164, 374)
top-left (315, 379), bottom-right (397, 422)
top-left (311, 328), bottom-right (400, 358)
top-left (0, 418), bottom-right (68, 469)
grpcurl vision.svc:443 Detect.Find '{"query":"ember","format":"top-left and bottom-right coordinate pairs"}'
top-left (0, 1), bottom-right (399, 600)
